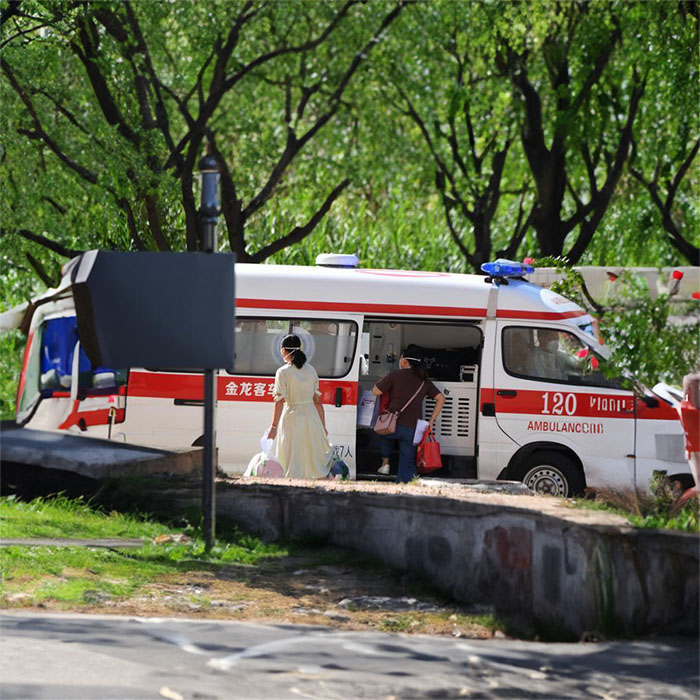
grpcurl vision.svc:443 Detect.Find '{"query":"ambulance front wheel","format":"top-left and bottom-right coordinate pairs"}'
top-left (514, 451), bottom-right (584, 498)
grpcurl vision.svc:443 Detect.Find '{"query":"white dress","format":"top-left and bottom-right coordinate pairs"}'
top-left (273, 362), bottom-right (332, 479)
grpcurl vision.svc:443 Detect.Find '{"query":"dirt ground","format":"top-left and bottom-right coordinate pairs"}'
top-left (24, 547), bottom-right (499, 639)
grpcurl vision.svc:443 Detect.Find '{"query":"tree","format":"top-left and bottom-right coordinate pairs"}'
top-left (375, 1), bottom-right (532, 271)
top-left (0, 0), bottom-right (410, 290)
top-left (489, 0), bottom-right (651, 264)
top-left (626, 2), bottom-right (699, 265)
top-left (357, 1), bottom-right (697, 272)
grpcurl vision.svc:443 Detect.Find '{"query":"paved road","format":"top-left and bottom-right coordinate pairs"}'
top-left (1, 611), bottom-right (697, 699)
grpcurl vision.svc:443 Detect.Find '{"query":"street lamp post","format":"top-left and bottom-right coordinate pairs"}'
top-left (198, 148), bottom-right (221, 551)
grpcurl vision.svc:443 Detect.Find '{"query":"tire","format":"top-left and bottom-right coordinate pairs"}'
top-left (513, 451), bottom-right (584, 497)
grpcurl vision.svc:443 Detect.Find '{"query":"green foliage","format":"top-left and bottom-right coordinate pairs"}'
top-left (599, 279), bottom-right (699, 387)
top-left (539, 258), bottom-right (699, 387)
top-left (2, 0), bottom-right (696, 295)
top-left (1, 1), bottom-right (697, 417)
top-left (0, 330), bottom-right (24, 420)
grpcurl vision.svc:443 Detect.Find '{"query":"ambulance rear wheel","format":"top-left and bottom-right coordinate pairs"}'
top-left (514, 452), bottom-right (584, 498)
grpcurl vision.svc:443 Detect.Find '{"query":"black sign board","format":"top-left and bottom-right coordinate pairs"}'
top-left (71, 251), bottom-right (235, 370)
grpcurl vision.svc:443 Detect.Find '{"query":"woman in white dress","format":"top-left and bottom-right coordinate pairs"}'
top-left (267, 334), bottom-right (332, 479)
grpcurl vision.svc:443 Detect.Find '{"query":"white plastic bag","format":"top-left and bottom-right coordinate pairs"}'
top-left (260, 433), bottom-right (274, 456)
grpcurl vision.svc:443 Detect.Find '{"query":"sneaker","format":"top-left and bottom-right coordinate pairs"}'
top-left (377, 464), bottom-right (390, 475)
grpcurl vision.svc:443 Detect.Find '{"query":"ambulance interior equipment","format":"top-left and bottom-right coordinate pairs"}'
top-left (356, 320), bottom-right (482, 478)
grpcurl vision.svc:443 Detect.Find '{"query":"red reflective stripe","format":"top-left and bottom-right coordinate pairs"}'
top-left (129, 372), bottom-right (202, 400)
top-left (237, 297), bottom-right (586, 321)
top-left (237, 298), bottom-right (486, 317)
top-left (16, 330), bottom-right (34, 409)
top-left (492, 389), bottom-right (633, 418)
top-left (480, 387), bottom-right (680, 422)
top-left (58, 403), bottom-right (125, 430)
top-left (46, 386), bottom-right (126, 399)
top-left (128, 371), bottom-right (358, 405)
top-left (496, 309), bottom-right (587, 320)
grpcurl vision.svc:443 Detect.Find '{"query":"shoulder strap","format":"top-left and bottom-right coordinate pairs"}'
top-left (397, 381), bottom-right (425, 415)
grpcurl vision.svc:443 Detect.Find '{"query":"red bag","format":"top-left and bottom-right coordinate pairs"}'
top-left (679, 399), bottom-right (699, 453)
top-left (417, 427), bottom-right (442, 474)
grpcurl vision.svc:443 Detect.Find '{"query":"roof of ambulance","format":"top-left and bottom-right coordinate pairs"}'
top-left (235, 263), bottom-right (589, 324)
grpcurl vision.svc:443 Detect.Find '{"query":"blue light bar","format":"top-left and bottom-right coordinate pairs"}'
top-left (481, 259), bottom-right (534, 277)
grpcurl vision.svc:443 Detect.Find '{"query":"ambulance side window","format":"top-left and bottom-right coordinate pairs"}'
top-left (502, 327), bottom-right (617, 387)
top-left (291, 320), bottom-right (357, 378)
top-left (233, 317), bottom-right (357, 378)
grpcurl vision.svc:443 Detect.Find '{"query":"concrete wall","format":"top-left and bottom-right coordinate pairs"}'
top-left (530, 266), bottom-right (699, 302)
top-left (216, 482), bottom-right (699, 641)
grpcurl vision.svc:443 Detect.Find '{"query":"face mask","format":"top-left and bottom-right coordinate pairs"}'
top-left (545, 340), bottom-right (559, 353)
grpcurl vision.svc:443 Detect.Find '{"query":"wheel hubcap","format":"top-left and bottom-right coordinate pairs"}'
top-left (523, 466), bottom-right (568, 497)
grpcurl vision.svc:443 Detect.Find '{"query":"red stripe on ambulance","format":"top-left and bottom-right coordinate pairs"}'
top-left (237, 298), bottom-right (586, 321)
top-left (128, 371), bottom-right (357, 406)
top-left (481, 388), bottom-right (679, 421)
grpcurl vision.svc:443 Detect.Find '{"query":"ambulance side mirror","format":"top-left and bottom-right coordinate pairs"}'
top-left (641, 395), bottom-right (659, 408)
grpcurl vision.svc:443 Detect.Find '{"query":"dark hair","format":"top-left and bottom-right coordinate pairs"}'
top-left (402, 345), bottom-right (429, 381)
top-left (281, 334), bottom-right (307, 369)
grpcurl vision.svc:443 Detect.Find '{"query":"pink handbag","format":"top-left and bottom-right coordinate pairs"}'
top-left (374, 382), bottom-right (425, 436)
top-left (373, 409), bottom-right (398, 435)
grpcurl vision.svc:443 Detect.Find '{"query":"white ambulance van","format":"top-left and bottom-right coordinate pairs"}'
top-left (9, 254), bottom-right (691, 496)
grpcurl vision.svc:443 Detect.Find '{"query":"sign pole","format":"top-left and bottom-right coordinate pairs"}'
top-left (198, 146), bottom-right (221, 552)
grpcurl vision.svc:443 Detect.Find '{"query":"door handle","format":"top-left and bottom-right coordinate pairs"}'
top-left (174, 399), bottom-right (204, 407)
top-left (335, 387), bottom-right (343, 407)
top-left (497, 390), bottom-right (517, 397)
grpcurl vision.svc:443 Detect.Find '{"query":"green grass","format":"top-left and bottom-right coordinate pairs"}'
top-left (0, 494), bottom-right (287, 607)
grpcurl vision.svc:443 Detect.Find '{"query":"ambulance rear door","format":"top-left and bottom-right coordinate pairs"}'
top-left (216, 314), bottom-right (361, 475)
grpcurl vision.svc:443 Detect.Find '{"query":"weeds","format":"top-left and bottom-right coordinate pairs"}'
top-left (578, 472), bottom-right (699, 533)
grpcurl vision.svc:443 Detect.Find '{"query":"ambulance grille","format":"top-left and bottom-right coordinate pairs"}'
top-left (423, 385), bottom-right (477, 456)
top-left (456, 397), bottom-right (471, 437)
top-left (424, 395), bottom-right (472, 439)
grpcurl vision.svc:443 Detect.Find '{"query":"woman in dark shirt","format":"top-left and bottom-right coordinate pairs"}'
top-left (372, 348), bottom-right (445, 483)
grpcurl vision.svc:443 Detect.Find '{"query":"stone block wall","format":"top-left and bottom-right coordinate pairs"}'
top-left (216, 482), bottom-right (699, 640)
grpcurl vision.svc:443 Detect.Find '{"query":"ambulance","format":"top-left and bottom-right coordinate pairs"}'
top-left (9, 254), bottom-right (692, 496)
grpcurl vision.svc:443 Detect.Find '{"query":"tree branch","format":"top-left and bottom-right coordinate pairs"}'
top-left (249, 178), bottom-right (351, 262)
top-left (25, 251), bottom-right (58, 288)
top-left (630, 138), bottom-right (700, 265)
top-left (118, 199), bottom-right (148, 251)
top-left (0, 0), bottom-right (22, 25)
top-left (222, 1), bottom-right (360, 92)
top-left (565, 76), bottom-right (645, 262)
top-left (5, 227), bottom-right (82, 258)
top-left (242, 1), bottom-right (411, 223)
top-left (71, 16), bottom-right (139, 144)
top-left (2, 58), bottom-right (100, 184)
top-left (208, 137), bottom-right (247, 261)
top-left (441, 200), bottom-right (474, 267)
